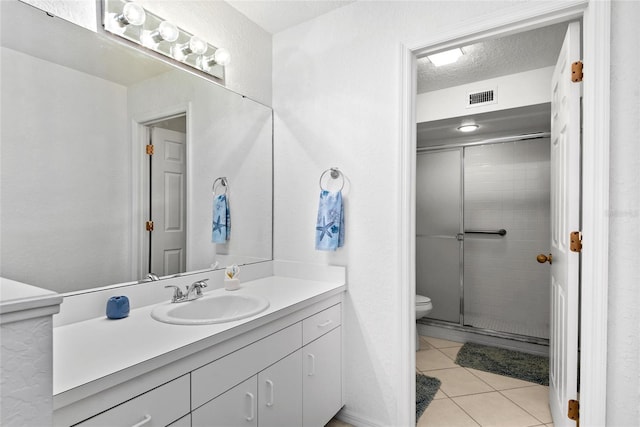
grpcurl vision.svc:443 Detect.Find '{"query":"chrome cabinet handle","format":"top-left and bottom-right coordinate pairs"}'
top-left (317, 319), bottom-right (332, 328)
top-left (266, 379), bottom-right (274, 407)
top-left (245, 392), bottom-right (255, 421)
top-left (307, 354), bottom-right (316, 376)
top-left (131, 414), bottom-right (152, 427)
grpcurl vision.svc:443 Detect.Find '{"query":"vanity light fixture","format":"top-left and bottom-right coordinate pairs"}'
top-left (427, 48), bottom-right (464, 67)
top-left (172, 36), bottom-right (208, 61)
top-left (140, 21), bottom-right (179, 48)
top-left (457, 124), bottom-right (480, 132)
top-left (103, 0), bottom-right (229, 81)
top-left (197, 48), bottom-right (231, 72)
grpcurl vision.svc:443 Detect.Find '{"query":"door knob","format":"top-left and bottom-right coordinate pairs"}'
top-left (536, 253), bottom-right (552, 264)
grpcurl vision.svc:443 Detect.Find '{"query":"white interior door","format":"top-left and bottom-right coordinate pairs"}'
top-left (150, 127), bottom-right (187, 276)
top-left (549, 21), bottom-right (581, 426)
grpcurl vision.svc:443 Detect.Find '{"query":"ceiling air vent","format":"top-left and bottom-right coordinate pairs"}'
top-left (466, 87), bottom-right (497, 108)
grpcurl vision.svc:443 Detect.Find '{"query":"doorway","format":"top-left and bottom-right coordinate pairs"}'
top-left (141, 114), bottom-right (187, 278)
top-left (400, 3), bottom-right (610, 426)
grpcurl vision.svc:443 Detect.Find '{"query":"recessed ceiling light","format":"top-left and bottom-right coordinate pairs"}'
top-left (427, 48), bottom-right (464, 67)
top-left (457, 124), bottom-right (479, 132)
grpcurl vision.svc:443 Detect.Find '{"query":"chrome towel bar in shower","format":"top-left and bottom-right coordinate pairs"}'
top-left (464, 229), bottom-right (507, 236)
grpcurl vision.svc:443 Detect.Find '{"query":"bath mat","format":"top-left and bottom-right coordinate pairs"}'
top-left (455, 342), bottom-right (549, 386)
top-left (416, 373), bottom-right (441, 421)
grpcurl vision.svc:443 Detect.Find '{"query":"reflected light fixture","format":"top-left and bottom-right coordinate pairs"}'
top-left (140, 21), bottom-right (179, 48)
top-left (457, 124), bottom-right (480, 132)
top-left (172, 36), bottom-right (208, 61)
top-left (197, 48), bottom-right (231, 72)
top-left (103, 0), bottom-right (230, 81)
top-left (427, 48), bottom-right (464, 67)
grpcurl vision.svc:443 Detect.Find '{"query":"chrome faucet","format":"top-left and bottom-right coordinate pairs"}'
top-left (165, 279), bottom-right (208, 303)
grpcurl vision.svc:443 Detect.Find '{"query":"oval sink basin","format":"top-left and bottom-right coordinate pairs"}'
top-left (151, 293), bottom-right (270, 325)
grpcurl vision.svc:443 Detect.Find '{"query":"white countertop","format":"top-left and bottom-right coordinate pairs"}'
top-left (53, 275), bottom-right (345, 405)
top-left (0, 277), bottom-right (62, 324)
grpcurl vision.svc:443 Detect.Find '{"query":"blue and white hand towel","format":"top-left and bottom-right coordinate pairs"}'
top-left (315, 190), bottom-right (344, 251)
top-left (212, 194), bottom-right (231, 243)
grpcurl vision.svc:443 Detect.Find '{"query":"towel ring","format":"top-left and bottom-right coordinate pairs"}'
top-left (212, 177), bottom-right (229, 195)
top-left (319, 167), bottom-right (345, 191)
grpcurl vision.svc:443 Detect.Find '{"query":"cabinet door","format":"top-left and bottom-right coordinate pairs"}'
top-left (258, 350), bottom-right (302, 427)
top-left (192, 376), bottom-right (257, 427)
top-left (303, 327), bottom-right (342, 427)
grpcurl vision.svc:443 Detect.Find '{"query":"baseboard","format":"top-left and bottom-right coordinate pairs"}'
top-left (417, 323), bottom-right (549, 356)
top-left (335, 407), bottom-right (384, 427)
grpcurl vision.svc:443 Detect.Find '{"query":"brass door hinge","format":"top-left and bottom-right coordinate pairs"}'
top-left (146, 144), bottom-right (154, 155)
top-left (568, 399), bottom-right (579, 426)
top-left (570, 231), bottom-right (582, 253)
top-left (571, 61), bottom-right (583, 82)
top-left (146, 220), bottom-right (154, 231)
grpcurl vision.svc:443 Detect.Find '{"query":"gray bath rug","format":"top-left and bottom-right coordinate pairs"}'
top-left (455, 342), bottom-right (549, 386)
top-left (416, 373), bottom-right (441, 421)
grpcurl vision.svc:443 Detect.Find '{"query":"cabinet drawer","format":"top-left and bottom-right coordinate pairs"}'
top-left (192, 323), bottom-right (302, 410)
top-left (303, 303), bottom-right (341, 345)
top-left (77, 374), bottom-right (190, 427)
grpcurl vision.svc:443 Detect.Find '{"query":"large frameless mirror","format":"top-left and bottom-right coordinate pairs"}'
top-left (0, 0), bottom-right (273, 294)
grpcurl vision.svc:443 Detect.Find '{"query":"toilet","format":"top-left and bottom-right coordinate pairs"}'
top-left (415, 295), bottom-right (433, 350)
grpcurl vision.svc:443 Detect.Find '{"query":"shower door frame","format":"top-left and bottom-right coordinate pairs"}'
top-left (399, 2), bottom-right (610, 426)
top-left (417, 132), bottom-right (552, 343)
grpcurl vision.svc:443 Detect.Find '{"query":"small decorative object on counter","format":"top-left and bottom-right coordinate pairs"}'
top-left (106, 295), bottom-right (130, 319)
top-left (224, 264), bottom-right (240, 291)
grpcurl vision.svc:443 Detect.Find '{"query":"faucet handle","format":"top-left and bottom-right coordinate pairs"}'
top-left (164, 285), bottom-right (184, 302)
top-left (191, 279), bottom-right (208, 296)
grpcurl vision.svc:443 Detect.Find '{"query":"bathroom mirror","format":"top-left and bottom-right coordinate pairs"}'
top-left (0, 0), bottom-right (273, 293)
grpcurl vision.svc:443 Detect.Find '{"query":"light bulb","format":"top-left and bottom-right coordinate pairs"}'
top-left (189, 36), bottom-right (208, 55)
top-left (140, 21), bottom-right (179, 48)
top-left (172, 36), bottom-right (208, 61)
top-left (119, 2), bottom-right (146, 26)
top-left (158, 21), bottom-right (179, 42)
top-left (213, 48), bottom-right (231, 66)
top-left (197, 48), bottom-right (231, 72)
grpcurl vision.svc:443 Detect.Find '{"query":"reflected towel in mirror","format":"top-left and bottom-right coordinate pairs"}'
top-left (315, 190), bottom-right (344, 251)
top-left (212, 194), bottom-right (231, 243)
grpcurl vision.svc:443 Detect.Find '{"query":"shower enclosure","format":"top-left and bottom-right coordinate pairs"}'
top-left (416, 135), bottom-right (551, 342)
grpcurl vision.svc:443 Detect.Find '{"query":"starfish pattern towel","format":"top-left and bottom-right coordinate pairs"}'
top-left (315, 190), bottom-right (344, 251)
top-left (212, 194), bottom-right (230, 243)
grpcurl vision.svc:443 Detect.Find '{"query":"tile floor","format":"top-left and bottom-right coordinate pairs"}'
top-left (417, 336), bottom-right (553, 427)
top-left (326, 335), bottom-right (552, 427)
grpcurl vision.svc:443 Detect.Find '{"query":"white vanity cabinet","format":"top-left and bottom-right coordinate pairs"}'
top-left (258, 350), bottom-right (303, 427)
top-left (303, 306), bottom-right (343, 427)
top-left (55, 293), bottom-right (344, 427)
top-left (75, 374), bottom-right (190, 427)
top-left (192, 376), bottom-right (258, 427)
top-left (192, 350), bottom-right (303, 427)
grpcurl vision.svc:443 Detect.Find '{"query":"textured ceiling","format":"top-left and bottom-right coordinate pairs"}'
top-left (418, 22), bottom-right (569, 93)
top-left (225, 1), bottom-right (355, 34)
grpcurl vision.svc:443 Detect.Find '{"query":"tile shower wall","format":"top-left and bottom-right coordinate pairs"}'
top-left (463, 139), bottom-right (551, 338)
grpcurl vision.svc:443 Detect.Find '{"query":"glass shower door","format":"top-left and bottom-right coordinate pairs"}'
top-left (463, 140), bottom-right (550, 338)
top-left (416, 149), bottom-right (462, 323)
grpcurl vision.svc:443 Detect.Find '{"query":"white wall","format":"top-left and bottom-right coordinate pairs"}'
top-left (607, 1), bottom-right (640, 424)
top-left (21, 0), bottom-right (273, 106)
top-left (272, 1), bottom-right (533, 424)
top-left (0, 47), bottom-right (132, 292)
top-left (273, 0), bottom-right (640, 425)
top-left (416, 67), bottom-right (553, 122)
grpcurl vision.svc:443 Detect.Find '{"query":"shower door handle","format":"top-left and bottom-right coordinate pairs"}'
top-left (536, 253), bottom-right (553, 264)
